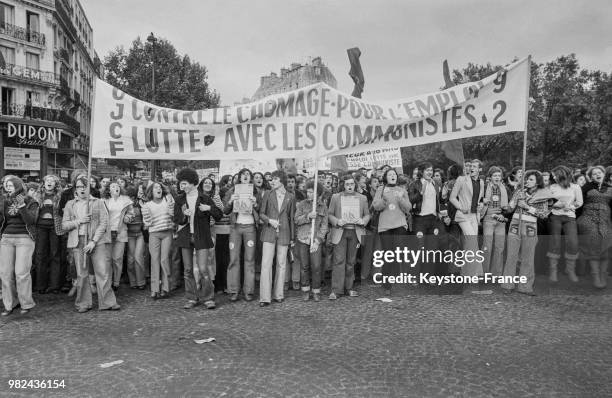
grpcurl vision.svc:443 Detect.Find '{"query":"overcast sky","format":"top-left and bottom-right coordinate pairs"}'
top-left (81, 0), bottom-right (612, 105)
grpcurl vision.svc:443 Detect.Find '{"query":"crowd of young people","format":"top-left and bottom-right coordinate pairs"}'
top-left (1, 159), bottom-right (611, 316)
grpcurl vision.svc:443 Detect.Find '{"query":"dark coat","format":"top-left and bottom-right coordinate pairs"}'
top-left (174, 192), bottom-right (223, 249)
top-left (0, 195), bottom-right (39, 241)
top-left (408, 179), bottom-right (442, 215)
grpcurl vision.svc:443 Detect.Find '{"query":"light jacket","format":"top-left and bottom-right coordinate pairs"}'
top-left (104, 196), bottom-right (133, 243)
top-left (449, 175), bottom-right (485, 222)
top-left (62, 197), bottom-right (111, 249)
top-left (259, 188), bottom-right (295, 246)
top-left (328, 191), bottom-right (370, 244)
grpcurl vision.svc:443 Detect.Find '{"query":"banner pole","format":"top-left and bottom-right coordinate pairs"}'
top-left (86, 79), bottom-right (97, 200)
top-left (310, 84), bottom-right (324, 246)
top-left (518, 56), bottom-right (532, 236)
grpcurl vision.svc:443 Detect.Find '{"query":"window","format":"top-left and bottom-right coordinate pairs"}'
top-left (1, 86), bottom-right (14, 115)
top-left (0, 2), bottom-right (14, 26)
top-left (0, 44), bottom-right (15, 64)
top-left (26, 11), bottom-right (39, 32)
top-left (26, 52), bottom-right (39, 70)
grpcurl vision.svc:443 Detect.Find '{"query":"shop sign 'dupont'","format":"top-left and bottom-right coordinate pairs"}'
top-left (7, 123), bottom-right (63, 146)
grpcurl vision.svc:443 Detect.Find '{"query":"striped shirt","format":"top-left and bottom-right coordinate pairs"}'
top-left (142, 198), bottom-right (175, 233)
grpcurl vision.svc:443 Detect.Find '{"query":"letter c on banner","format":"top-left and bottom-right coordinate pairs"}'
top-left (112, 87), bottom-right (125, 100)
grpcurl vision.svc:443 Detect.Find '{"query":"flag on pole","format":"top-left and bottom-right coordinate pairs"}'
top-left (347, 47), bottom-right (365, 98)
top-left (327, 47), bottom-right (366, 171)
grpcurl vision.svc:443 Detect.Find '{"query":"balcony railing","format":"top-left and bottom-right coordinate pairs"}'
top-left (0, 22), bottom-right (46, 46)
top-left (0, 103), bottom-right (80, 132)
top-left (0, 63), bottom-right (59, 85)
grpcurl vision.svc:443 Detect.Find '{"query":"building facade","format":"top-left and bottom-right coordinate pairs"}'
top-left (252, 56), bottom-right (337, 101)
top-left (0, 0), bottom-right (96, 182)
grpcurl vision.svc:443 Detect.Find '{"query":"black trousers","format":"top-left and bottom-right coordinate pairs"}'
top-left (35, 225), bottom-right (61, 291)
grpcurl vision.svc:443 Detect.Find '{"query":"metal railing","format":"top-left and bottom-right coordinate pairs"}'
top-left (0, 21), bottom-right (46, 46)
top-left (0, 103), bottom-right (80, 132)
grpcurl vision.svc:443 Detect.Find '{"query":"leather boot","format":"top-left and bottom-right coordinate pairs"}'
top-left (590, 261), bottom-right (604, 289)
top-left (600, 260), bottom-right (608, 288)
top-left (565, 257), bottom-right (579, 283)
top-left (548, 257), bottom-right (559, 282)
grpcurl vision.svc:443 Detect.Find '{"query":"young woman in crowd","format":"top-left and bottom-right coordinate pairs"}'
top-left (252, 172), bottom-right (269, 282)
top-left (103, 181), bottom-right (134, 291)
top-left (142, 181), bottom-right (175, 299)
top-left (372, 168), bottom-right (411, 295)
top-left (125, 184), bottom-right (146, 290)
top-left (481, 166), bottom-right (509, 276)
top-left (223, 169), bottom-right (258, 301)
top-left (547, 166), bottom-right (583, 282)
top-left (33, 175), bottom-right (64, 294)
top-left (501, 170), bottom-right (551, 295)
top-left (62, 176), bottom-right (119, 313)
top-left (116, 177), bottom-right (128, 190)
top-left (507, 166), bottom-right (523, 195)
top-left (368, 175), bottom-right (380, 202)
top-left (577, 166), bottom-right (612, 288)
top-left (295, 175), bottom-right (307, 202)
top-left (0, 176), bottom-right (39, 316)
top-left (433, 168), bottom-right (444, 186)
top-left (89, 176), bottom-right (101, 198)
top-left (199, 177), bottom-right (224, 296)
top-left (574, 174), bottom-right (587, 187)
top-left (212, 178), bottom-right (231, 294)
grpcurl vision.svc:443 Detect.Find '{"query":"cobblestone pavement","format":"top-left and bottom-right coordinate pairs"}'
top-left (1, 275), bottom-right (611, 398)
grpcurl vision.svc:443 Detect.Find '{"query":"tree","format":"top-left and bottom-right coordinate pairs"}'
top-left (103, 36), bottom-right (221, 174)
top-left (440, 54), bottom-right (611, 173)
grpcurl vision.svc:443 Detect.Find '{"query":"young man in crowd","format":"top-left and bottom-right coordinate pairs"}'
top-left (408, 162), bottom-right (444, 276)
top-left (327, 174), bottom-right (370, 299)
top-left (258, 171), bottom-right (295, 306)
top-left (449, 159), bottom-right (491, 293)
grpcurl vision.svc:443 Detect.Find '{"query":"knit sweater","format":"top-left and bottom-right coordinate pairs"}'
top-left (372, 185), bottom-right (411, 232)
top-left (142, 197), bottom-right (175, 233)
top-left (549, 183), bottom-right (583, 218)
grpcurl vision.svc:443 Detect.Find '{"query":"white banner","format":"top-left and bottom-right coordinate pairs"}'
top-left (92, 58), bottom-right (529, 161)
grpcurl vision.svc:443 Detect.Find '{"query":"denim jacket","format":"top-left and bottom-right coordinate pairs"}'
top-left (294, 198), bottom-right (328, 245)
